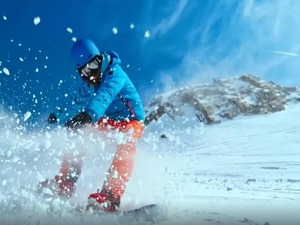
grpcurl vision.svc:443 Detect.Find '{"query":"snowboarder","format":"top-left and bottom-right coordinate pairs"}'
top-left (38, 38), bottom-right (145, 213)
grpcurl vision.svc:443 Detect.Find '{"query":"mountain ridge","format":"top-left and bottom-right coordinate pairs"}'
top-left (144, 74), bottom-right (300, 126)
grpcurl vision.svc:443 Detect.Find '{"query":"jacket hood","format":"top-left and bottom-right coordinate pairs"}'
top-left (100, 51), bottom-right (122, 74)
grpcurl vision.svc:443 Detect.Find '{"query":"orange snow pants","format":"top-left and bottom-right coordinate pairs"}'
top-left (58, 118), bottom-right (144, 200)
top-left (96, 118), bottom-right (144, 200)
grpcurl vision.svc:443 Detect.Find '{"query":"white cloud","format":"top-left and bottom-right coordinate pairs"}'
top-left (151, 0), bottom-right (189, 37)
top-left (163, 0), bottom-right (300, 88)
top-left (271, 51), bottom-right (298, 57)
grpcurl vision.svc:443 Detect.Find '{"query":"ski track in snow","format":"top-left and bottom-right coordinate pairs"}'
top-left (0, 104), bottom-right (300, 225)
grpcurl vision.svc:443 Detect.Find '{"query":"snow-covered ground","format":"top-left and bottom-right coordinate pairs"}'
top-left (0, 103), bottom-right (299, 225)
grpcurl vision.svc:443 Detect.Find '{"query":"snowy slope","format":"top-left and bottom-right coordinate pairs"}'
top-left (0, 89), bottom-right (300, 224)
top-left (140, 103), bottom-right (300, 225)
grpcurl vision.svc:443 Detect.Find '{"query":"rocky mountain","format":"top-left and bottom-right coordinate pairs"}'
top-left (144, 75), bottom-right (300, 127)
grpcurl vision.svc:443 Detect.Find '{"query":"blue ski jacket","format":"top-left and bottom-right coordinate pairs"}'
top-left (53, 51), bottom-right (145, 125)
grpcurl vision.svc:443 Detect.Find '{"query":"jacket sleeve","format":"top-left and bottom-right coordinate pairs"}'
top-left (54, 82), bottom-right (93, 125)
top-left (85, 65), bottom-right (126, 122)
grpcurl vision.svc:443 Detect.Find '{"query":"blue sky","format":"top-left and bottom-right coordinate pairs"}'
top-left (1, 0), bottom-right (300, 126)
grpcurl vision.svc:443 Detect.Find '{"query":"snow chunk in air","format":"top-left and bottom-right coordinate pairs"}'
top-left (112, 27), bottom-right (118, 35)
top-left (144, 30), bottom-right (151, 38)
top-left (23, 111), bottom-right (32, 121)
top-left (3, 68), bottom-right (10, 75)
top-left (66, 27), bottom-right (73, 33)
top-left (33, 17), bottom-right (41, 26)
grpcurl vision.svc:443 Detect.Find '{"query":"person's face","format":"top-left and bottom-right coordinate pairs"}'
top-left (77, 56), bottom-right (102, 87)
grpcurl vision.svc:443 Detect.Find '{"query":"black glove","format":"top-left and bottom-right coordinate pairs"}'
top-left (64, 111), bottom-right (92, 130)
top-left (48, 113), bottom-right (58, 124)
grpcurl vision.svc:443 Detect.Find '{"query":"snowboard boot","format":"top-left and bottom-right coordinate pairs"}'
top-left (87, 189), bottom-right (120, 213)
top-left (37, 157), bottom-right (82, 199)
top-left (37, 175), bottom-right (76, 199)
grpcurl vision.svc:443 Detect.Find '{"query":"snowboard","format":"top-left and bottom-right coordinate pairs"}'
top-left (16, 186), bottom-right (165, 224)
top-left (30, 184), bottom-right (165, 223)
top-left (121, 204), bottom-right (163, 223)
top-left (75, 203), bottom-right (164, 223)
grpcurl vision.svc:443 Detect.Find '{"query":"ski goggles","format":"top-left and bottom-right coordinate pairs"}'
top-left (78, 57), bottom-right (101, 77)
